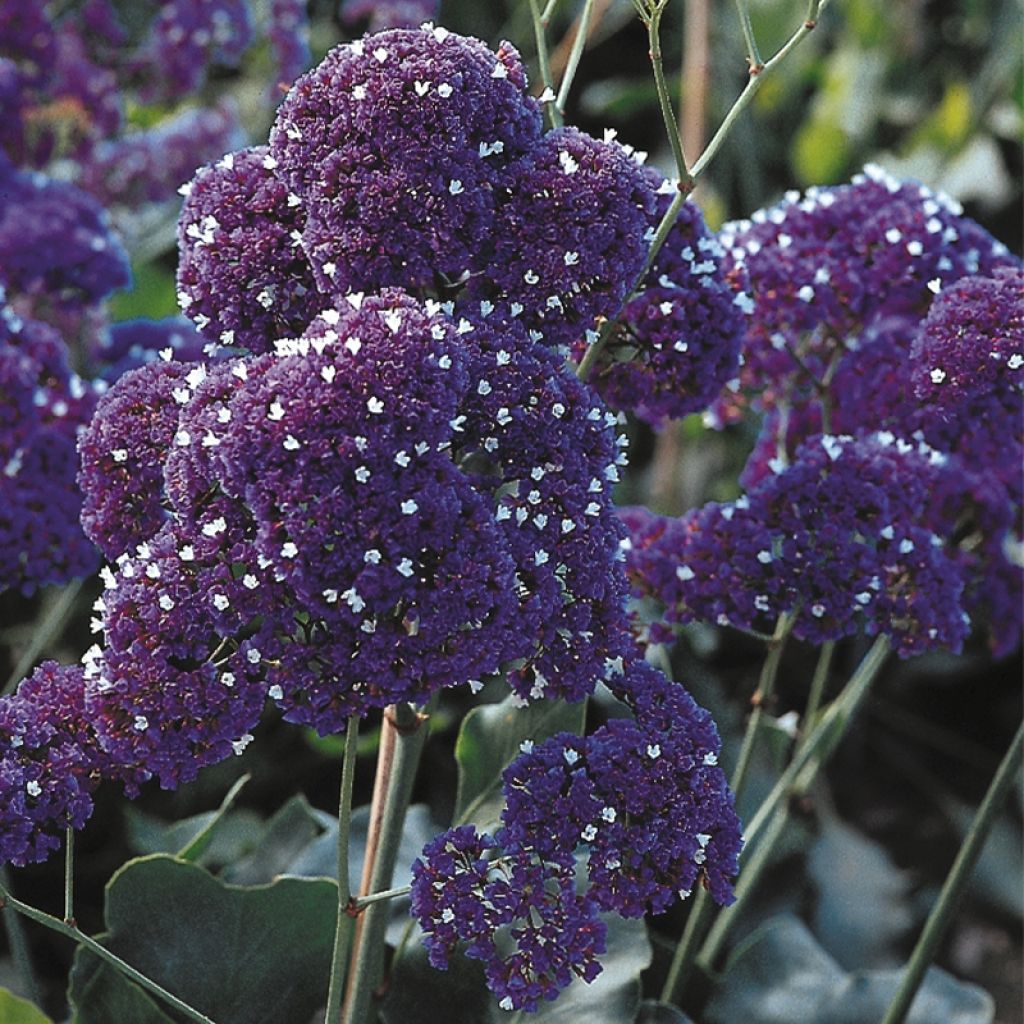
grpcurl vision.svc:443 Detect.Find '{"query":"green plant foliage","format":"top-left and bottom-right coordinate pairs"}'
top-left (453, 693), bottom-right (587, 829)
top-left (68, 854), bottom-right (341, 1024)
top-left (379, 914), bottom-right (651, 1024)
top-left (0, 988), bottom-right (54, 1024)
top-left (704, 914), bottom-right (995, 1024)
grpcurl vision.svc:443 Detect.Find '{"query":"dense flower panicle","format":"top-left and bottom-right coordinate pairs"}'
top-left (176, 145), bottom-right (323, 353)
top-left (0, 662), bottom-right (104, 867)
top-left (472, 127), bottom-right (655, 351)
top-left (268, 0), bottom-right (312, 96)
top-left (627, 433), bottom-right (972, 656)
top-left (0, 155), bottom-right (130, 309)
top-left (339, 0), bottom-right (441, 32)
top-left (413, 660), bottom-right (739, 1007)
top-left (135, 0), bottom-right (253, 101)
top-left (0, 300), bottom-right (100, 594)
top-left (0, 1), bottom-right (56, 84)
top-left (268, 26), bottom-right (542, 294)
top-left (90, 316), bottom-right (208, 381)
top-left (580, 176), bottom-right (747, 425)
top-left (82, 523), bottom-right (268, 791)
top-left (717, 164), bottom-right (1018, 413)
top-left (78, 359), bottom-right (206, 559)
top-left (77, 100), bottom-right (244, 210)
top-left (454, 320), bottom-right (633, 702)
top-left (911, 266), bottom-right (1023, 416)
top-left (410, 825), bottom-right (605, 1012)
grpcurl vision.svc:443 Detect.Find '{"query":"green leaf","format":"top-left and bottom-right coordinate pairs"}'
top-left (68, 960), bottom-right (176, 1024)
top-left (453, 694), bottom-right (586, 830)
top-left (222, 793), bottom-right (328, 884)
top-left (0, 988), bottom-right (54, 1024)
top-left (381, 914), bottom-right (650, 1024)
top-left (107, 262), bottom-right (179, 321)
top-left (177, 774), bottom-right (250, 861)
top-left (704, 914), bottom-right (994, 1024)
top-left (68, 854), bottom-right (342, 1024)
top-left (808, 817), bottom-right (913, 968)
top-left (635, 1002), bottom-right (695, 1024)
top-left (530, 915), bottom-right (650, 1023)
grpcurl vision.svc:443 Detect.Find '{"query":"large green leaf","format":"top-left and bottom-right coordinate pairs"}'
top-left (68, 854), bottom-right (342, 1024)
top-left (0, 988), bottom-right (54, 1024)
top-left (704, 914), bottom-right (994, 1024)
top-left (453, 694), bottom-right (586, 830)
top-left (808, 817), bottom-right (913, 969)
top-left (380, 914), bottom-right (650, 1024)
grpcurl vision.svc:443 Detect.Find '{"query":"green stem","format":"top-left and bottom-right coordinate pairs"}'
top-left (2, 579), bottom-right (84, 696)
top-left (554, 0), bottom-right (596, 116)
top-left (660, 610), bottom-right (794, 1003)
top-left (690, 0), bottom-right (828, 179)
top-left (528, 0), bottom-right (563, 127)
top-left (880, 720), bottom-right (1024, 1024)
top-left (324, 717), bottom-right (361, 1024)
top-left (743, 635), bottom-right (889, 850)
top-left (732, 0), bottom-right (763, 70)
top-left (698, 801), bottom-right (790, 969)
top-left (0, 867), bottom-right (43, 1008)
top-left (352, 884), bottom-right (412, 910)
top-left (341, 702), bottom-right (432, 1024)
top-left (0, 885), bottom-right (219, 1024)
top-left (64, 827), bottom-right (75, 926)
top-left (729, 611), bottom-right (794, 799)
top-left (647, 1), bottom-right (695, 189)
top-left (797, 640), bottom-right (834, 756)
top-left (541, 0), bottom-right (562, 23)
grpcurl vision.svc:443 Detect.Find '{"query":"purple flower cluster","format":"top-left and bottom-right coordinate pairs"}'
top-left (578, 170), bottom-right (748, 426)
top-left (77, 100), bottom-right (245, 211)
top-left (623, 433), bottom-right (972, 657)
top-left (0, 294), bottom-right (101, 595)
top-left (716, 164), bottom-right (1018, 417)
top-left (339, 0), bottom-right (441, 32)
top-left (736, 263), bottom-right (1022, 656)
top-left (0, 662), bottom-right (105, 867)
top-left (412, 659), bottom-right (740, 1010)
top-left (76, 289), bottom-right (632, 783)
top-left (178, 26), bottom-right (655, 356)
top-left (269, 0), bottom-right (312, 98)
top-left (0, 154), bottom-right (130, 313)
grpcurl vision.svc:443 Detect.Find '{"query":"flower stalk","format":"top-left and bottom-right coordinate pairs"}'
top-left (340, 702), bottom-right (432, 1024)
top-left (324, 716), bottom-right (361, 1024)
top-left (880, 719), bottom-right (1024, 1024)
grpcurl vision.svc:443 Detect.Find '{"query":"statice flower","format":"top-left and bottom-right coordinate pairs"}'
top-left (176, 26), bottom-right (658, 373)
top-left (268, 0), bottom-right (312, 96)
top-left (0, 662), bottom-right (105, 867)
top-left (0, 297), bottom-right (100, 595)
top-left (268, 26), bottom-right (544, 296)
top-left (578, 171), bottom-right (747, 426)
top-left (410, 826), bottom-right (604, 1013)
top-left (339, 0), bottom-right (441, 32)
top-left (0, 155), bottom-right (130, 311)
top-left (413, 659), bottom-right (740, 1009)
top-left (82, 522), bottom-right (269, 790)
top-left (133, 0), bottom-right (253, 101)
top-left (78, 359), bottom-right (204, 559)
top-left (469, 127), bottom-right (655, 351)
top-left (77, 100), bottom-right (245, 210)
top-left (911, 265), bottom-right (1023, 420)
top-left (176, 145), bottom-right (324, 353)
top-left (624, 433), bottom-right (972, 657)
top-left (78, 287), bottom-right (631, 753)
top-left (89, 315), bottom-right (207, 381)
top-left (717, 164), bottom-right (1018, 415)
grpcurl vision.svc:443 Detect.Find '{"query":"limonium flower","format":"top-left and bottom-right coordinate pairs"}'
top-left (0, 295), bottom-right (100, 595)
top-left (0, 662), bottom-right (105, 867)
top-left (715, 164), bottom-right (1018, 418)
top-left (413, 659), bottom-right (741, 1010)
top-left (623, 433), bottom-right (971, 657)
top-left (579, 170), bottom-right (748, 426)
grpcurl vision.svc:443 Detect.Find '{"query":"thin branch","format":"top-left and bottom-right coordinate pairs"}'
top-left (555, 0), bottom-right (597, 115)
top-left (732, 0), bottom-right (764, 71)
